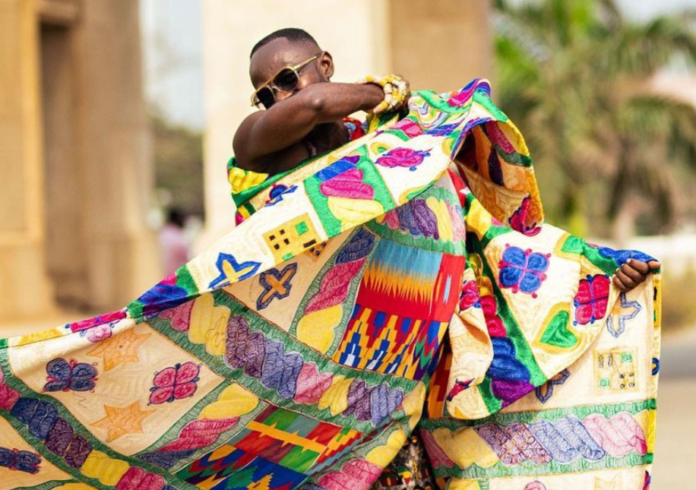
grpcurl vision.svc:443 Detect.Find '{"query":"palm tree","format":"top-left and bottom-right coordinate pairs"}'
top-left (493, 0), bottom-right (696, 243)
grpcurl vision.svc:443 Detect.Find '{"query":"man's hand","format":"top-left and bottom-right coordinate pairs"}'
top-left (613, 259), bottom-right (661, 292)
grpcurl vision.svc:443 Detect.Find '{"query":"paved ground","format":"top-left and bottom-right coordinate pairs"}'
top-left (0, 318), bottom-right (694, 487)
top-left (651, 327), bottom-right (696, 489)
top-left (651, 378), bottom-right (696, 489)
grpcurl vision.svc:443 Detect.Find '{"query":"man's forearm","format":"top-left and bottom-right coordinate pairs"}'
top-left (234, 82), bottom-right (384, 164)
top-left (307, 82), bottom-right (384, 122)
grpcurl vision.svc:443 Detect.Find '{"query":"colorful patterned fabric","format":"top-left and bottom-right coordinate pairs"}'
top-left (0, 79), bottom-right (660, 490)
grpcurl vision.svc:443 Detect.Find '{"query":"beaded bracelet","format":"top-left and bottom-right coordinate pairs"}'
top-left (360, 74), bottom-right (410, 116)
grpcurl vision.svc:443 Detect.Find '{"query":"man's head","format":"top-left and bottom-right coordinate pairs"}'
top-left (249, 28), bottom-right (334, 109)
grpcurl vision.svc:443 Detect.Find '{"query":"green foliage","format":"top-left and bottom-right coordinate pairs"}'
top-left (494, 0), bottom-right (696, 240)
top-left (151, 113), bottom-right (205, 218)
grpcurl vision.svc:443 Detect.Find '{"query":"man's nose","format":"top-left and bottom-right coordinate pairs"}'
top-left (275, 88), bottom-right (299, 103)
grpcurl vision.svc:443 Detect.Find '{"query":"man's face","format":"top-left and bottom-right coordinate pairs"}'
top-left (249, 38), bottom-right (331, 106)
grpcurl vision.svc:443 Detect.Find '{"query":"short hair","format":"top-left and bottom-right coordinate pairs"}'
top-left (250, 28), bottom-right (319, 58)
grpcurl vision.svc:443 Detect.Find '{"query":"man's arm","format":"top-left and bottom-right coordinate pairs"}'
top-left (233, 82), bottom-right (383, 171)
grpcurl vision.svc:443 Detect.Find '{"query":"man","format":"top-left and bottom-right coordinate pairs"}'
top-left (0, 27), bottom-right (661, 490)
top-left (233, 28), bottom-right (658, 290)
top-left (233, 28), bottom-right (405, 175)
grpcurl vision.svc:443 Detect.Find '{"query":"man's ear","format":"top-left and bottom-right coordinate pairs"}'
top-left (319, 51), bottom-right (334, 80)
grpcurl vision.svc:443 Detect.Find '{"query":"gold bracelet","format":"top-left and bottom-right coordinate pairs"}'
top-left (360, 74), bottom-right (410, 115)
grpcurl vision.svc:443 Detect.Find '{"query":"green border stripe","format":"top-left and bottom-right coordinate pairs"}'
top-left (147, 290), bottom-right (418, 434)
top-left (0, 348), bottom-right (200, 490)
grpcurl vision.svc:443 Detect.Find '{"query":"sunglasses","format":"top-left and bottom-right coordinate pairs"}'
top-left (250, 53), bottom-right (322, 109)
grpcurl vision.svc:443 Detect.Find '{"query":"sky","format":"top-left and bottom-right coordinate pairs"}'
top-left (140, 0), bottom-right (204, 129)
top-left (139, 0), bottom-right (696, 131)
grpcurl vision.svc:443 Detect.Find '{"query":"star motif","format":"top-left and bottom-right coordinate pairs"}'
top-left (606, 293), bottom-right (641, 338)
top-left (87, 328), bottom-right (151, 371)
top-left (595, 475), bottom-right (622, 490)
top-left (91, 401), bottom-right (155, 442)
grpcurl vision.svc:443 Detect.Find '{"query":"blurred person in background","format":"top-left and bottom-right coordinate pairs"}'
top-left (158, 207), bottom-right (191, 276)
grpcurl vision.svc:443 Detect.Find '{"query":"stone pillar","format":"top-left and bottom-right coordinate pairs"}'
top-left (0, 0), bottom-right (159, 322)
top-left (389, 0), bottom-right (494, 92)
top-left (68, 0), bottom-right (159, 310)
top-left (0, 0), bottom-right (55, 320)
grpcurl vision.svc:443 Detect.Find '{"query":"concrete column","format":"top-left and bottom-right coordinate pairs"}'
top-left (0, 0), bottom-right (55, 320)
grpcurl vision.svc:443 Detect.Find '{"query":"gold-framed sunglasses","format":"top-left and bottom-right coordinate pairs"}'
top-left (250, 53), bottom-right (322, 109)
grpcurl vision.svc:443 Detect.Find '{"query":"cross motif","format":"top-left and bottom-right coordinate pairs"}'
top-left (535, 369), bottom-right (570, 404)
top-left (256, 263), bottom-right (298, 310)
top-left (606, 293), bottom-right (641, 338)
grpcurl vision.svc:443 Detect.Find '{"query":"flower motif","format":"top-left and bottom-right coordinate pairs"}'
top-left (573, 274), bottom-right (610, 325)
top-left (375, 148), bottom-right (431, 171)
top-left (498, 245), bottom-right (550, 297)
top-left (149, 362), bottom-right (201, 405)
top-left (160, 300), bottom-right (194, 332)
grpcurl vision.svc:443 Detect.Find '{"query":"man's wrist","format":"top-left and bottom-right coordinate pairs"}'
top-left (362, 83), bottom-right (385, 111)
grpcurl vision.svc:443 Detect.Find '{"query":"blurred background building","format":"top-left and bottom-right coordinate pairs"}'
top-left (0, 0), bottom-right (158, 323)
top-left (0, 1), bottom-right (695, 487)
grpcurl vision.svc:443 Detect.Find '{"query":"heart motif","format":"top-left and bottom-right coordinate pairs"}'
top-left (293, 362), bottom-right (333, 405)
top-left (320, 168), bottom-right (374, 200)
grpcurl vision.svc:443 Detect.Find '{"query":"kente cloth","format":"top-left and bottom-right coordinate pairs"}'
top-left (0, 79), bottom-right (660, 490)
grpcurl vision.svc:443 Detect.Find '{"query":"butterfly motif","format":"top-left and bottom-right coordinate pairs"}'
top-left (43, 358), bottom-right (98, 392)
top-left (0, 447), bottom-right (41, 474)
top-left (573, 274), bottom-right (610, 325)
top-left (498, 245), bottom-right (550, 296)
top-left (149, 362), bottom-right (200, 405)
